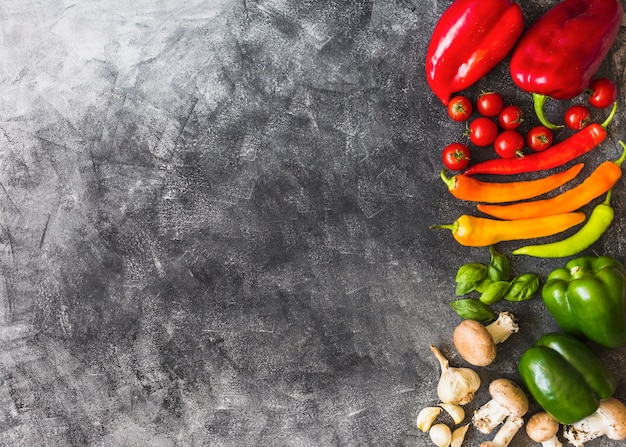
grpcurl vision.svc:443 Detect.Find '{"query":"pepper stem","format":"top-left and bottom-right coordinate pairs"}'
top-left (532, 93), bottom-right (563, 130)
top-left (440, 169), bottom-right (456, 190)
top-left (614, 141), bottom-right (626, 166)
top-left (430, 222), bottom-right (458, 233)
top-left (601, 102), bottom-right (618, 129)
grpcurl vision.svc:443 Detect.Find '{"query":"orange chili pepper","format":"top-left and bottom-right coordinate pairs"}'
top-left (440, 163), bottom-right (583, 203)
top-left (430, 212), bottom-right (585, 247)
top-left (477, 146), bottom-right (626, 220)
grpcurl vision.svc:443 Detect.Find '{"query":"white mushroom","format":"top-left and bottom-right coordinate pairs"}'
top-left (526, 412), bottom-right (562, 447)
top-left (481, 415), bottom-right (524, 447)
top-left (472, 378), bottom-right (529, 434)
top-left (453, 311), bottom-right (519, 366)
top-left (563, 397), bottom-right (626, 447)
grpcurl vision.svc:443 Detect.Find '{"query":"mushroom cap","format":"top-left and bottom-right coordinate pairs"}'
top-left (453, 319), bottom-right (497, 367)
top-left (488, 378), bottom-right (529, 418)
top-left (526, 412), bottom-right (559, 442)
top-left (598, 397), bottom-right (626, 440)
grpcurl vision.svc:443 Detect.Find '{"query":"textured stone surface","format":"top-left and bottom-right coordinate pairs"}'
top-left (0, 1), bottom-right (625, 445)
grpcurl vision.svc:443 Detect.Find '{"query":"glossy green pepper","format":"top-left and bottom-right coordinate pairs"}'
top-left (542, 255), bottom-right (626, 348)
top-left (518, 333), bottom-right (617, 424)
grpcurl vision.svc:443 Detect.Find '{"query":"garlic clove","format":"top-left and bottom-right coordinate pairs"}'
top-left (451, 424), bottom-right (470, 447)
top-left (417, 406), bottom-right (442, 432)
top-left (440, 403), bottom-right (465, 425)
top-left (430, 423), bottom-right (452, 447)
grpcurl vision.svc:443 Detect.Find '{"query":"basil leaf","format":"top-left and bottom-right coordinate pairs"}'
top-left (488, 245), bottom-right (511, 282)
top-left (475, 277), bottom-right (493, 293)
top-left (455, 263), bottom-right (487, 295)
top-left (504, 273), bottom-right (540, 302)
top-left (479, 281), bottom-right (511, 305)
top-left (450, 298), bottom-right (495, 322)
top-left (455, 263), bottom-right (488, 283)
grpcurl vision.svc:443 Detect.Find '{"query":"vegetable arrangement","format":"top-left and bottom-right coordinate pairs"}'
top-left (417, 0), bottom-right (626, 446)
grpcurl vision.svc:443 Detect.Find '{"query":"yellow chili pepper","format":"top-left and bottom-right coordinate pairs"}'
top-left (430, 212), bottom-right (585, 247)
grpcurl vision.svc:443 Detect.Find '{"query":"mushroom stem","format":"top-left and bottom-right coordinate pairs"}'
top-left (563, 397), bottom-right (626, 447)
top-left (481, 416), bottom-right (524, 447)
top-left (473, 379), bottom-right (529, 434)
top-left (485, 311), bottom-right (519, 344)
top-left (473, 398), bottom-right (509, 434)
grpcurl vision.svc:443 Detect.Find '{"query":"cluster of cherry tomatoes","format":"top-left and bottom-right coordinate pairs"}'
top-left (441, 77), bottom-right (618, 171)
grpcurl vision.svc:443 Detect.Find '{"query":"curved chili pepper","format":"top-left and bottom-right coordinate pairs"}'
top-left (512, 191), bottom-right (614, 258)
top-left (425, 0), bottom-right (524, 105)
top-left (430, 212), bottom-right (585, 247)
top-left (513, 141), bottom-right (626, 257)
top-left (477, 145), bottom-right (626, 219)
top-left (509, 0), bottom-right (623, 129)
top-left (441, 163), bottom-right (583, 203)
top-left (463, 103), bottom-right (616, 176)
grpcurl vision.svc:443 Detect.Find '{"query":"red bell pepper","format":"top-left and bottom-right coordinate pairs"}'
top-left (425, 0), bottom-right (524, 106)
top-left (509, 0), bottom-right (623, 129)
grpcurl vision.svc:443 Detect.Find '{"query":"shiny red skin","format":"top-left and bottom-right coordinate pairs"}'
top-left (426, 0), bottom-right (524, 106)
top-left (509, 0), bottom-right (623, 100)
top-left (587, 78), bottom-right (618, 109)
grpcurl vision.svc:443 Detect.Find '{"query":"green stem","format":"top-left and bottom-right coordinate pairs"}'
top-left (429, 222), bottom-right (458, 233)
top-left (440, 169), bottom-right (455, 189)
top-left (532, 93), bottom-right (564, 130)
top-left (601, 102), bottom-right (618, 128)
top-left (615, 141), bottom-right (626, 166)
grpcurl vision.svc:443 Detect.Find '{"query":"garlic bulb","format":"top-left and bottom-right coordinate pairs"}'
top-left (430, 344), bottom-right (481, 405)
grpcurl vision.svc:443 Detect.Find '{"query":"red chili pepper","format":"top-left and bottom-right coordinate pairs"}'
top-left (425, 0), bottom-right (524, 106)
top-left (509, 0), bottom-right (623, 129)
top-left (463, 103), bottom-right (616, 176)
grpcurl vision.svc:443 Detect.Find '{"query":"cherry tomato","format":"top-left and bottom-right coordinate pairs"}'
top-left (497, 105), bottom-right (523, 130)
top-left (587, 78), bottom-right (617, 109)
top-left (467, 117), bottom-right (498, 147)
top-left (441, 143), bottom-right (471, 170)
top-left (526, 126), bottom-right (554, 152)
top-left (564, 105), bottom-right (591, 130)
top-left (447, 96), bottom-right (473, 122)
top-left (476, 91), bottom-right (504, 117)
top-left (493, 130), bottom-right (525, 159)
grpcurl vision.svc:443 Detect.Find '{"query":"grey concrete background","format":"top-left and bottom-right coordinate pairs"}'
top-left (0, 0), bottom-right (625, 446)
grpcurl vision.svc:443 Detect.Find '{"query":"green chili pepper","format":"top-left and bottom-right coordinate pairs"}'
top-left (512, 190), bottom-right (613, 258)
top-left (513, 141), bottom-right (625, 258)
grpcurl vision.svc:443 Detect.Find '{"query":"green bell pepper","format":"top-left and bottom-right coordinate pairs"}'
top-left (542, 255), bottom-right (626, 348)
top-left (518, 332), bottom-right (617, 424)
